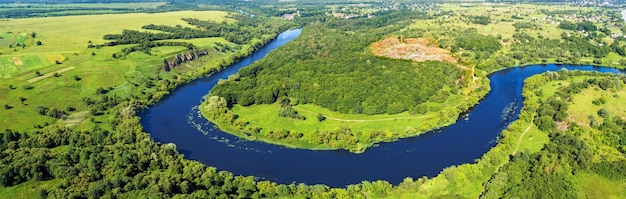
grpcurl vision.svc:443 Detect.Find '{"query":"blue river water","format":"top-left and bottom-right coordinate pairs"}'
top-left (140, 29), bottom-right (624, 187)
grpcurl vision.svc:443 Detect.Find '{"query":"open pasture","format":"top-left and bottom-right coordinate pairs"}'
top-left (0, 10), bottom-right (229, 79)
top-left (0, 10), bottom-right (228, 46)
top-left (0, 10), bottom-right (233, 130)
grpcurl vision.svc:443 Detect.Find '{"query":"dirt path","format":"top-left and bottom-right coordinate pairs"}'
top-left (455, 64), bottom-right (479, 88)
top-left (27, 66), bottom-right (75, 83)
top-left (513, 121), bottom-right (534, 155)
top-left (479, 119), bottom-right (534, 198)
top-left (471, 66), bottom-right (479, 88)
top-left (293, 106), bottom-right (428, 122)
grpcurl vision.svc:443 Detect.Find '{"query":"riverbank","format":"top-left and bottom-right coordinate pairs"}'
top-left (385, 69), bottom-right (626, 198)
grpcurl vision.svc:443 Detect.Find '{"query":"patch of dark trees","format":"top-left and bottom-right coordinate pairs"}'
top-left (121, 41), bottom-right (196, 55)
top-left (558, 20), bottom-right (597, 32)
top-left (102, 13), bottom-right (293, 47)
top-left (101, 12), bottom-right (295, 71)
top-left (163, 49), bottom-right (209, 71)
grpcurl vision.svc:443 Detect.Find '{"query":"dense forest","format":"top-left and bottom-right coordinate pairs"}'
top-left (210, 11), bottom-right (462, 115)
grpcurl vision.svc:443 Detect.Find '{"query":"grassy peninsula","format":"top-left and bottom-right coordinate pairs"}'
top-left (203, 3), bottom-right (626, 152)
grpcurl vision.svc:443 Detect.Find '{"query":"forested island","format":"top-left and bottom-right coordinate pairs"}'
top-left (0, 0), bottom-right (624, 198)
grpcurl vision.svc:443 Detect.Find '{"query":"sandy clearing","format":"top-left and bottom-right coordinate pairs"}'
top-left (12, 56), bottom-right (23, 65)
top-left (371, 37), bottom-right (457, 63)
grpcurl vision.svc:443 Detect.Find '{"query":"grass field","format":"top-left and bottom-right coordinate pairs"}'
top-left (515, 123), bottom-right (548, 154)
top-left (542, 73), bottom-right (626, 198)
top-left (207, 84), bottom-right (476, 152)
top-left (0, 10), bottom-right (228, 47)
top-left (0, 10), bottom-right (229, 79)
top-left (573, 171), bottom-right (626, 199)
top-left (0, 179), bottom-right (61, 199)
top-left (0, 10), bottom-right (236, 130)
top-left (232, 103), bottom-right (434, 134)
top-left (568, 84), bottom-right (626, 125)
top-left (566, 82), bottom-right (626, 162)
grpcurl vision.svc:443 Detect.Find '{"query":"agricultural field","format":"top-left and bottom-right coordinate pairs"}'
top-left (0, 10), bottom-right (229, 78)
top-left (0, 10), bottom-right (238, 130)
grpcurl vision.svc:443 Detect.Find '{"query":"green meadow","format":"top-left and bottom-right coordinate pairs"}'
top-left (203, 82), bottom-right (482, 152)
top-left (0, 10), bottom-right (235, 130)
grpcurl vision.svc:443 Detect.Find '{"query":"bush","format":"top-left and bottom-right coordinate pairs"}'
top-left (317, 113), bottom-right (326, 122)
top-left (593, 58), bottom-right (602, 65)
top-left (413, 104), bottom-right (428, 114)
top-left (597, 108), bottom-right (610, 119)
top-left (592, 97), bottom-right (606, 105)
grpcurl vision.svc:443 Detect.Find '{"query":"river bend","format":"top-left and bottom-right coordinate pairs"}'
top-left (141, 29), bottom-right (624, 187)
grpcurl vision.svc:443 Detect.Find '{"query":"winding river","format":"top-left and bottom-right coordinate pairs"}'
top-left (141, 29), bottom-right (624, 187)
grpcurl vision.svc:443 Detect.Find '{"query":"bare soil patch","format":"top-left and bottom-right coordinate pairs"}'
top-left (371, 37), bottom-right (457, 63)
top-left (12, 57), bottom-right (23, 66)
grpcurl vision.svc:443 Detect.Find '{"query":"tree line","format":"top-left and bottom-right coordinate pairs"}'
top-left (100, 12), bottom-right (296, 60)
